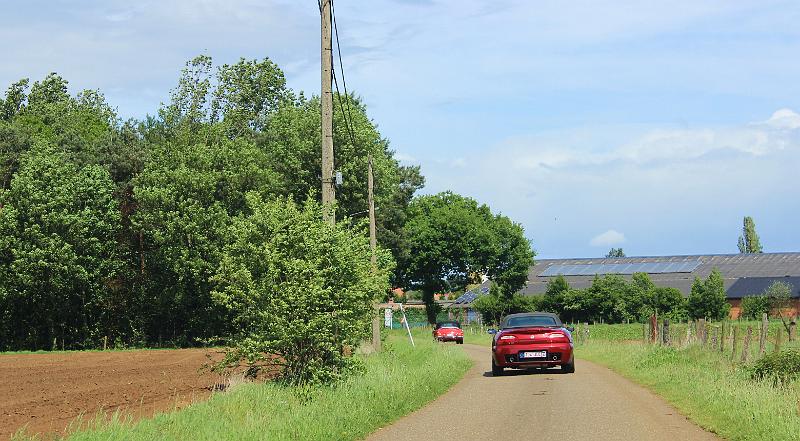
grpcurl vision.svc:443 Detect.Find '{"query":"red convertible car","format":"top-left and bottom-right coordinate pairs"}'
top-left (433, 321), bottom-right (464, 344)
top-left (490, 312), bottom-right (574, 375)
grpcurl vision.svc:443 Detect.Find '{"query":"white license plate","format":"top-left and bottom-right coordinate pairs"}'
top-left (520, 351), bottom-right (546, 359)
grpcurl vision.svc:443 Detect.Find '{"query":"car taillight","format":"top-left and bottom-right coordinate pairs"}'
top-left (498, 335), bottom-right (516, 344)
top-left (548, 332), bottom-right (570, 343)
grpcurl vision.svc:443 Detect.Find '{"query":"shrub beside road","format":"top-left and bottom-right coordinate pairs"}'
top-left (59, 333), bottom-right (471, 441)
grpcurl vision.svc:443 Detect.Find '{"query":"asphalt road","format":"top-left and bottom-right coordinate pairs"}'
top-left (366, 344), bottom-right (720, 441)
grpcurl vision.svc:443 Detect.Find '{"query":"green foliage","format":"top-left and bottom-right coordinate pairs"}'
top-left (0, 145), bottom-right (120, 350)
top-left (472, 289), bottom-right (537, 325)
top-left (687, 269), bottom-right (730, 320)
top-left (750, 350), bottom-right (800, 384)
top-left (606, 247), bottom-right (625, 258)
top-left (211, 196), bottom-right (392, 385)
top-left (737, 216), bottom-right (763, 254)
top-left (741, 296), bottom-right (772, 320)
top-left (538, 273), bottom-right (688, 324)
top-left (400, 191), bottom-right (534, 322)
top-left (653, 286), bottom-right (688, 321)
top-left (0, 53), bottom-right (435, 353)
top-left (741, 281), bottom-right (796, 320)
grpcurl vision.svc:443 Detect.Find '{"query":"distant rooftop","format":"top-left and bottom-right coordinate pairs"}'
top-left (522, 252), bottom-right (800, 297)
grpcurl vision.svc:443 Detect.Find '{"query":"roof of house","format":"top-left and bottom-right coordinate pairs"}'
top-left (521, 252), bottom-right (800, 298)
top-left (726, 276), bottom-right (800, 299)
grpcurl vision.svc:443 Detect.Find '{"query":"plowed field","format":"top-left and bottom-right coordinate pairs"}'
top-left (0, 348), bottom-right (223, 440)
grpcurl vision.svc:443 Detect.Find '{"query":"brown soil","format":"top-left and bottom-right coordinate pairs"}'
top-left (0, 348), bottom-right (225, 440)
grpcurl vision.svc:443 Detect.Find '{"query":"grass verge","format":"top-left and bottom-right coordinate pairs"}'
top-left (579, 341), bottom-right (800, 441)
top-left (45, 332), bottom-right (471, 441)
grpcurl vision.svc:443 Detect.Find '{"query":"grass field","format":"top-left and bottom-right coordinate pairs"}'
top-left (32, 332), bottom-right (472, 441)
top-left (580, 341), bottom-right (800, 441)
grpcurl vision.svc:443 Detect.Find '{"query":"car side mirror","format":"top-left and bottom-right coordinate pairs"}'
top-left (487, 328), bottom-right (497, 335)
top-left (566, 326), bottom-right (575, 333)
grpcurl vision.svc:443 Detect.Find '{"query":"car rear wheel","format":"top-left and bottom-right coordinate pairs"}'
top-left (561, 359), bottom-right (575, 374)
top-left (457, 339), bottom-right (463, 344)
top-left (491, 358), bottom-right (504, 376)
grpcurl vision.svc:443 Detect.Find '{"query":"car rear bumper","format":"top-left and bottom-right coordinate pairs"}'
top-left (436, 335), bottom-right (463, 342)
top-left (493, 342), bottom-right (573, 368)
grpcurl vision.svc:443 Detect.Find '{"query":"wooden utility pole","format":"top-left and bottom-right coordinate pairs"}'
top-left (320, 0), bottom-right (335, 224)
top-left (368, 154), bottom-right (381, 352)
top-left (368, 154), bottom-right (377, 266)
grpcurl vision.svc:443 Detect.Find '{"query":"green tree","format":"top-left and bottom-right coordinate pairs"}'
top-left (737, 216), bottom-right (763, 253)
top-left (131, 137), bottom-right (278, 344)
top-left (539, 275), bottom-right (570, 314)
top-left (400, 192), bottom-right (533, 323)
top-left (472, 288), bottom-right (537, 326)
top-left (211, 195), bottom-right (391, 385)
top-left (606, 248), bottom-right (625, 258)
top-left (653, 287), bottom-right (687, 321)
top-left (211, 57), bottom-right (293, 135)
top-left (740, 295), bottom-right (771, 320)
top-left (0, 145), bottom-right (121, 350)
top-left (687, 269), bottom-right (730, 320)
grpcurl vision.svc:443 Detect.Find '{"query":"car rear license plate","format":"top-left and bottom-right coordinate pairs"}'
top-left (520, 351), bottom-right (546, 359)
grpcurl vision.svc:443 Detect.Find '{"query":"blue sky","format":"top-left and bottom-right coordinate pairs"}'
top-left (2, 0), bottom-right (799, 258)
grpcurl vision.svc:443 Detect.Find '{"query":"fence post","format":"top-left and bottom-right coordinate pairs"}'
top-left (649, 314), bottom-right (658, 344)
top-left (730, 326), bottom-right (738, 361)
top-left (775, 328), bottom-right (782, 353)
top-left (789, 320), bottom-right (797, 343)
top-left (583, 322), bottom-right (589, 344)
top-left (643, 322), bottom-right (647, 344)
top-left (662, 319), bottom-right (670, 346)
top-left (719, 322), bottom-right (725, 352)
top-left (698, 319), bottom-right (706, 346)
top-left (741, 326), bottom-right (753, 363)
top-left (758, 313), bottom-right (768, 356)
top-left (685, 320), bottom-right (693, 347)
top-left (711, 326), bottom-right (718, 349)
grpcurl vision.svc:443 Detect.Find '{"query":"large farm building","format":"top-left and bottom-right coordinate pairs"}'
top-left (521, 252), bottom-right (800, 319)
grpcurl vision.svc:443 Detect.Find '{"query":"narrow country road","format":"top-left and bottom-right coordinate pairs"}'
top-left (366, 344), bottom-right (720, 441)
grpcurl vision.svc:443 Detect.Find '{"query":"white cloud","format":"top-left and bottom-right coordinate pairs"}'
top-left (420, 108), bottom-right (800, 258)
top-left (760, 108), bottom-right (800, 130)
top-left (590, 230), bottom-right (626, 247)
top-left (507, 109), bottom-right (800, 172)
top-left (394, 152), bottom-right (417, 163)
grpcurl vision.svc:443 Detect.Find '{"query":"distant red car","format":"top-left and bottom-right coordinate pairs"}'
top-left (433, 321), bottom-right (464, 344)
top-left (490, 312), bottom-right (574, 375)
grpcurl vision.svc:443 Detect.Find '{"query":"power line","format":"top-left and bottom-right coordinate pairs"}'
top-left (330, 0), bottom-right (359, 148)
top-left (331, 62), bottom-right (358, 149)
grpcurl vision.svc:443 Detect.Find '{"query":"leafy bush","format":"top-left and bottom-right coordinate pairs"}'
top-left (750, 350), bottom-right (800, 385)
top-left (472, 290), bottom-right (537, 325)
top-left (211, 195), bottom-right (392, 386)
top-left (687, 269), bottom-right (730, 320)
top-left (741, 296), bottom-right (771, 320)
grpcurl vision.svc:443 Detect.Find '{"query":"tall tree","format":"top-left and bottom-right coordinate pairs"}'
top-left (0, 145), bottom-right (121, 350)
top-left (400, 192), bottom-right (533, 322)
top-left (737, 216), bottom-right (763, 253)
top-left (606, 248), bottom-right (625, 258)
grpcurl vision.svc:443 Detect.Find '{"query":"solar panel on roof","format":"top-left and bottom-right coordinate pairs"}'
top-left (540, 260), bottom-right (702, 276)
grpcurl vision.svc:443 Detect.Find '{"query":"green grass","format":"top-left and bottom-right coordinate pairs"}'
top-left (579, 340), bottom-right (800, 441)
top-left (37, 332), bottom-right (471, 441)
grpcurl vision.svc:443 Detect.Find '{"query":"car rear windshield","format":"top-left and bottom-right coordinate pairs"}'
top-left (436, 322), bottom-right (460, 329)
top-left (504, 316), bottom-right (558, 328)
